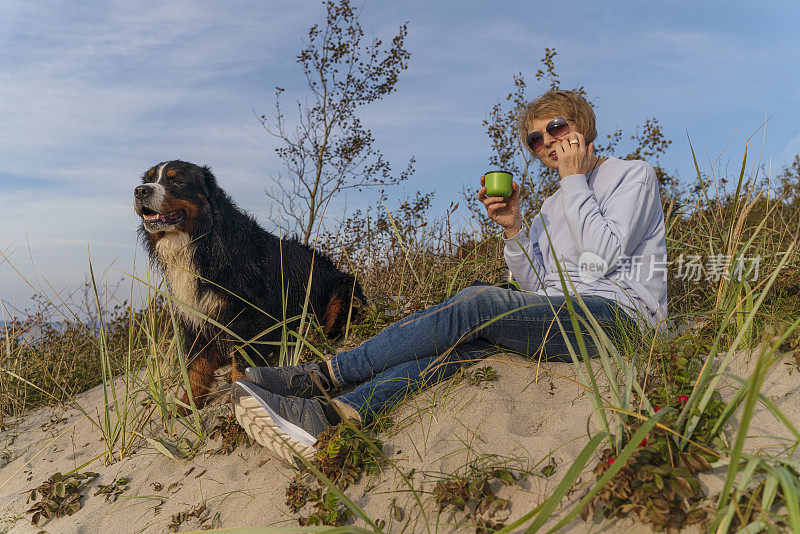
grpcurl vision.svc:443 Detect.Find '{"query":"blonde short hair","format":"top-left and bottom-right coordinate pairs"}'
top-left (517, 90), bottom-right (597, 150)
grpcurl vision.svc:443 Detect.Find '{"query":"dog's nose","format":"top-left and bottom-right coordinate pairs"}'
top-left (134, 185), bottom-right (154, 199)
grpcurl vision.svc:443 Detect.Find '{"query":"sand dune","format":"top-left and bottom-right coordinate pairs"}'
top-left (1, 346), bottom-right (797, 533)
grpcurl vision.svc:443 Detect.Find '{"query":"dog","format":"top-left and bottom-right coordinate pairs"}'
top-left (134, 160), bottom-right (364, 409)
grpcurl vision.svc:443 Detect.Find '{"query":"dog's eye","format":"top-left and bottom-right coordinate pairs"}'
top-left (172, 180), bottom-right (183, 186)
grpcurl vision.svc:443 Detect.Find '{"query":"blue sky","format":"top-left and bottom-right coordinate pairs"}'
top-left (1, 0), bottom-right (799, 312)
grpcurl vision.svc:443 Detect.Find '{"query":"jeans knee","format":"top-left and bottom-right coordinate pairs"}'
top-left (453, 285), bottom-right (485, 300)
top-left (449, 286), bottom-right (513, 325)
top-left (454, 285), bottom-right (507, 307)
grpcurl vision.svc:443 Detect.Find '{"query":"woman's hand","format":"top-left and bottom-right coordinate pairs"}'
top-left (554, 132), bottom-right (596, 179)
top-left (477, 176), bottom-right (523, 238)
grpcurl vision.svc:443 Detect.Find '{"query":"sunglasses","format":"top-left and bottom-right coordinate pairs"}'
top-left (525, 116), bottom-right (574, 152)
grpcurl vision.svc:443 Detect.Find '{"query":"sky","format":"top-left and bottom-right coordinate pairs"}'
top-left (1, 0), bottom-right (799, 314)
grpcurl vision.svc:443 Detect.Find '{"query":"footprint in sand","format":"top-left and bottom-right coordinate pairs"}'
top-left (507, 408), bottom-right (545, 437)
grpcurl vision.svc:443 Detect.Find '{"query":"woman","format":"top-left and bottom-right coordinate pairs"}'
top-left (231, 90), bottom-right (668, 462)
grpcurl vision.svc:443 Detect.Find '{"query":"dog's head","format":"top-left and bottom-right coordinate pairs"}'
top-left (134, 160), bottom-right (218, 235)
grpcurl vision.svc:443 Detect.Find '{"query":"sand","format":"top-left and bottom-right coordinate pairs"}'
top-left (1, 344), bottom-right (798, 533)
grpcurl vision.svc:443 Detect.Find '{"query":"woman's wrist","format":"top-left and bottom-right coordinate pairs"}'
top-left (558, 155), bottom-right (602, 179)
top-left (504, 223), bottom-right (523, 239)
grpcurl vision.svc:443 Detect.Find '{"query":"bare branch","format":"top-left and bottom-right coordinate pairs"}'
top-left (261, 0), bottom-right (412, 242)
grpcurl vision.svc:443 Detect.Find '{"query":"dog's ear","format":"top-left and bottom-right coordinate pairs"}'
top-left (200, 166), bottom-right (223, 204)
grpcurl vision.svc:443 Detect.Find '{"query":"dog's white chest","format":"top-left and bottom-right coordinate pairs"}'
top-left (155, 233), bottom-right (222, 329)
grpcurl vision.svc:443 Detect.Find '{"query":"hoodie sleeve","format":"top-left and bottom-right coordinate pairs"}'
top-left (503, 215), bottom-right (548, 291)
top-left (558, 161), bottom-right (658, 273)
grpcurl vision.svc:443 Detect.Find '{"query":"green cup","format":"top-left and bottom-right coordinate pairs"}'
top-left (484, 170), bottom-right (513, 198)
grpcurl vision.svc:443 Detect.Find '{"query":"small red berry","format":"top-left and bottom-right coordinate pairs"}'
top-left (654, 406), bottom-right (660, 412)
top-left (678, 394), bottom-right (689, 403)
top-left (607, 458), bottom-right (615, 465)
top-left (640, 438), bottom-right (647, 447)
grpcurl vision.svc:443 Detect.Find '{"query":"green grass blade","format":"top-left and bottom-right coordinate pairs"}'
top-left (777, 468), bottom-right (800, 532)
top-left (716, 341), bottom-right (771, 513)
top-left (714, 505), bottom-right (737, 534)
top-left (716, 369), bottom-right (800, 441)
top-left (734, 521), bottom-right (767, 534)
top-left (88, 254), bottom-right (119, 463)
top-left (168, 305), bottom-right (202, 435)
top-left (761, 473), bottom-right (779, 514)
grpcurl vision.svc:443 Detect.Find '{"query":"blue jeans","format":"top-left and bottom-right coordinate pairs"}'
top-left (331, 285), bottom-right (637, 424)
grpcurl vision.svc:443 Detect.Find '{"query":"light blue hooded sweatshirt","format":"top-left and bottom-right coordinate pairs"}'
top-left (503, 157), bottom-right (668, 334)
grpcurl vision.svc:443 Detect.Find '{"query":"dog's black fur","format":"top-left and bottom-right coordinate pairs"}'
top-left (134, 160), bottom-right (364, 407)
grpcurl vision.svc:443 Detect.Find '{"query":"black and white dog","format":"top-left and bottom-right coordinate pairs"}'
top-left (134, 160), bottom-right (364, 408)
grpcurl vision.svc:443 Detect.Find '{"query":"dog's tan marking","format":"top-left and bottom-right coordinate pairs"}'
top-left (167, 169), bottom-right (177, 178)
top-left (155, 232), bottom-right (223, 329)
top-left (231, 365), bottom-right (246, 383)
top-left (147, 169), bottom-right (155, 177)
top-left (182, 353), bottom-right (218, 410)
top-left (165, 197), bottom-right (200, 234)
top-left (321, 294), bottom-right (343, 336)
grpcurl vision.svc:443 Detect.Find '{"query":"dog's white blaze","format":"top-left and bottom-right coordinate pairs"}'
top-left (155, 232), bottom-right (223, 329)
top-left (156, 162), bottom-right (168, 183)
top-left (148, 182), bottom-right (167, 211)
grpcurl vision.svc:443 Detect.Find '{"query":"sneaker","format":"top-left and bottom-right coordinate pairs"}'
top-left (231, 379), bottom-right (332, 462)
top-left (244, 362), bottom-right (337, 398)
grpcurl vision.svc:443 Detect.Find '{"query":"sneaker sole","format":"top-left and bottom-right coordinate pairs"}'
top-left (232, 384), bottom-right (318, 463)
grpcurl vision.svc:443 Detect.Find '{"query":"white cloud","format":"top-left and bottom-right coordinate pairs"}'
top-left (784, 131), bottom-right (800, 163)
top-left (0, 0), bottom-right (319, 179)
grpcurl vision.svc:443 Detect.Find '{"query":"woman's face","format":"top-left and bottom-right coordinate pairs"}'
top-left (527, 116), bottom-right (580, 171)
